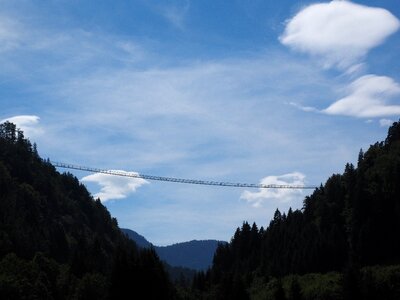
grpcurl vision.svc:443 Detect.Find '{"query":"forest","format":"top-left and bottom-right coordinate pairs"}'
top-left (1, 120), bottom-right (400, 299)
top-left (187, 120), bottom-right (400, 299)
top-left (0, 121), bottom-right (174, 299)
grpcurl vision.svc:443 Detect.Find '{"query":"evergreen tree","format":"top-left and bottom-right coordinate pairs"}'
top-left (0, 122), bottom-right (175, 299)
top-left (194, 119), bottom-right (400, 299)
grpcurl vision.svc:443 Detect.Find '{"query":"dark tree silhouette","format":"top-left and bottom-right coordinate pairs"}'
top-left (0, 122), bottom-right (175, 299)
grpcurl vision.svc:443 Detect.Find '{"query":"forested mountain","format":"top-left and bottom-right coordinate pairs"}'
top-left (2, 118), bottom-right (400, 299)
top-left (0, 122), bottom-right (175, 299)
top-left (190, 120), bottom-right (400, 300)
top-left (157, 240), bottom-right (223, 271)
top-left (122, 228), bottom-right (223, 271)
top-left (121, 228), bottom-right (153, 248)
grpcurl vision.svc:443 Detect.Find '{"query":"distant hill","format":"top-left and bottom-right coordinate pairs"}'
top-left (121, 228), bottom-right (225, 271)
top-left (156, 240), bottom-right (223, 271)
top-left (0, 122), bottom-right (174, 299)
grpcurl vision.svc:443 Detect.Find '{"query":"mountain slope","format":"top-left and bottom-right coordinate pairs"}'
top-left (0, 122), bottom-right (174, 299)
top-left (191, 120), bottom-right (400, 299)
top-left (121, 228), bottom-right (152, 248)
top-left (157, 240), bottom-right (223, 271)
top-left (121, 228), bottom-right (224, 271)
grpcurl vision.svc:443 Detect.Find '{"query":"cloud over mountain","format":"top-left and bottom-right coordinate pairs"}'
top-left (0, 115), bottom-right (42, 137)
top-left (241, 172), bottom-right (306, 207)
top-left (81, 171), bottom-right (149, 202)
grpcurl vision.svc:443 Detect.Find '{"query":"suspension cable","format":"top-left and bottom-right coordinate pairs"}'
top-left (52, 161), bottom-right (317, 189)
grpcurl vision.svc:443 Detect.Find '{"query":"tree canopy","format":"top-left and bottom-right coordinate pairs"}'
top-left (0, 121), bottom-right (174, 299)
top-left (190, 120), bottom-right (400, 300)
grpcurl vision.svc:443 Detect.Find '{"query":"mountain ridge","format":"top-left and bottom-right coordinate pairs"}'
top-left (121, 228), bottom-right (225, 271)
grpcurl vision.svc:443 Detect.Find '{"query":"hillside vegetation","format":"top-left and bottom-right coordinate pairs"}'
top-left (2, 119), bottom-right (400, 299)
top-left (0, 121), bottom-right (174, 299)
top-left (122, 228), bottom-right (222, 271)
top-left (188, 120), bottom-right (400, 300)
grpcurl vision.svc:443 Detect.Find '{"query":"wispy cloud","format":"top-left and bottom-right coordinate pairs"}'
top-left (0, 8), bottom-right (332, 178)
top-left (280, 1), bottom-right (400, 70)
top-left (1, 1), bottom-right (384, 242)
top-left (323, 75), bottom-right (400, 118)
top-left (0, 15), bottom-right (22, 52)
top-left (155, 0), bottom-right (190, 30)
top-left (241, 173), bottom-right (306, 208)
top-left (0, 115), bottom-right (43, 138)
top-left (288, 101), bottom-right (319, 113)
top-left (38, 51), bottom-right (333, 170)
top-left (379, 118), bottom-right (394, 127)
top-left (162, 1), bottom-right (190, 29)
top-left (81, 171), bottom-right (149, 202)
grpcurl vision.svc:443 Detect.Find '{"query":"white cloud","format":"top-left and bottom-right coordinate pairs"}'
top-left (40, 51), bottom-right (331, 171)
top-left (160, 2), bottom-right (189, 30)
top-left (323, 75), bottom-right (400, 118)
top-left (288, 101), bottom-right (318, 113)
top-left (0, 16), bottom-right (22, 52)
top-left (148, 0), bottom-right (190, 30)
top-left (0, 115), bottom-right (43, 137)
top-left (81, 171), bottom-right (149, 202)
top-left (241, 172), bottom-right (306, 207)
top-left (379, 118), bottom-right (393, 127)
top-left (1, 1), bottom-right (387, 244)
top-left (280, 1), bottom-right (400, 69)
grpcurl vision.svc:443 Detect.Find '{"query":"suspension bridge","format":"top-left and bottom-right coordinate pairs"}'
top-left (52, 161), bottom-right (317, 190)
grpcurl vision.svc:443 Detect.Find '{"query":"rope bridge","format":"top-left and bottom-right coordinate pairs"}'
top-left (52, 161), bottom-right (317, 189)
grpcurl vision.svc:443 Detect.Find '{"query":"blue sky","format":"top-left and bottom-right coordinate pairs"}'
top-left (1, 0), bottom-right (399, 245)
